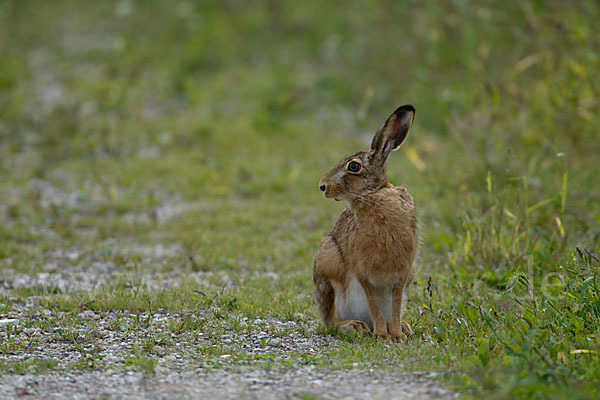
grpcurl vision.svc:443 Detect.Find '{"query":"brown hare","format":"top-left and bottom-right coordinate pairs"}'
top-left (313, 104), bottom-right (418, 343)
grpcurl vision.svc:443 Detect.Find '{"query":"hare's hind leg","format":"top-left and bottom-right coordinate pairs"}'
top-left (313, 275), bottom-right (370, 334)
top-left (337, 319), bottom-right (371, 335)
top-left (313, 238), bottom-right (370, 335)
top-left (313, 274), bottom-right (339, 326)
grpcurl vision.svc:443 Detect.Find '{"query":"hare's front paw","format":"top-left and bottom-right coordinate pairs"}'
top-left (390, 332), bottom-right (407, 343)
top-left (338, 320), bottom-right (371, 335)
top-left (389, 321), bottom-right (412, 343)
top-left (373, 327), bottom-right (390, 340)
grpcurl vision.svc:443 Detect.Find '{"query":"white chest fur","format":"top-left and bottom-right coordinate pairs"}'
top-left (334, 275), bottom-right (394, 330)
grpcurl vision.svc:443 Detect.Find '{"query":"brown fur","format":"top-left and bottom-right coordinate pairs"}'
top-left (313, 105), bottom-right (418, 343)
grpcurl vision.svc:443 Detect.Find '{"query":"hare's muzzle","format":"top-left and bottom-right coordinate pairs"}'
top-left (318, 180), bottom-right (330, 198)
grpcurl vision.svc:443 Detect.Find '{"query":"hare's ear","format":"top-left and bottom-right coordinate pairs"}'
top-left (370, 105), bottom-right (415, 161)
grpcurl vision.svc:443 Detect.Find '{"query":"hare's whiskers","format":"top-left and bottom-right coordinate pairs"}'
top-left (344, 191), bottom-right (376, 206)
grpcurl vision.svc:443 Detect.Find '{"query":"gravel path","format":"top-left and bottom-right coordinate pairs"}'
top-left (0, 307), bottom-right (457, 399)
top-left (0, 368), bottom-right (456, 399)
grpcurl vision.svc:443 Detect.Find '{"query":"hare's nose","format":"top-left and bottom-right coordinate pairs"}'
top-left (319, 184), bottom-right (326, 192)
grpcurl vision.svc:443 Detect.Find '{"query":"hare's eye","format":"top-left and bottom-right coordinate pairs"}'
top-left (347, 161), bottom-right (361, 173)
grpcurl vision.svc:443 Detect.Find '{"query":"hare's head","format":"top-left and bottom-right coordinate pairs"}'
top-left (319, 105), bottom-right (415, 202)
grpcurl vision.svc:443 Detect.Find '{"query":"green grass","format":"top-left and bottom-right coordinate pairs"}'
top-left (1, 0), bottom-right (599, 398)
top-left (0, 359), bottom-right (59, 375)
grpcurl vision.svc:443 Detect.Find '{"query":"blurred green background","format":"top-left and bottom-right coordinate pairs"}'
top-left (2, 0), bottom-right (598, 257)
top-left (1, 0), bottom-right (599, 398)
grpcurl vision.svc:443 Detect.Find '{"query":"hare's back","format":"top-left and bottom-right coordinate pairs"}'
top-left (394, 186), bottom-right (415, 209)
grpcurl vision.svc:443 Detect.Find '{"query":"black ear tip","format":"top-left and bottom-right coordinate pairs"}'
top-left (395, 104), bottom-right (415, 114)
